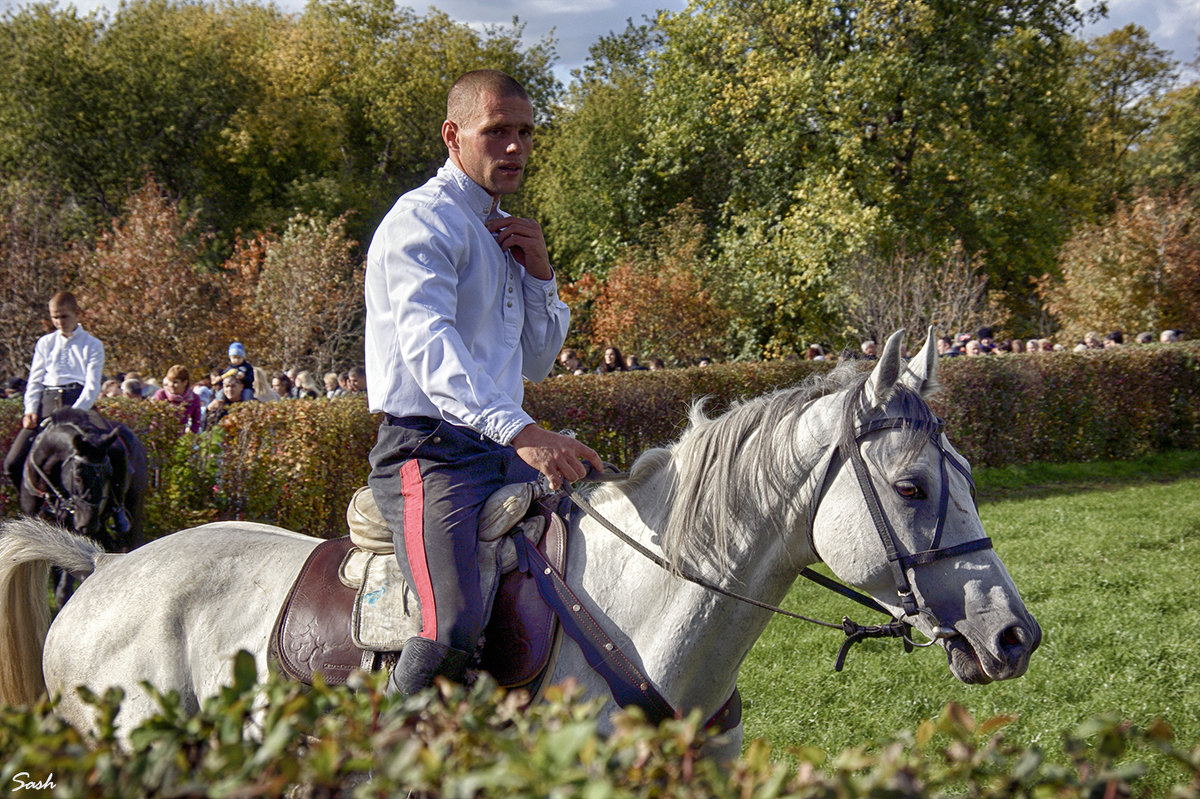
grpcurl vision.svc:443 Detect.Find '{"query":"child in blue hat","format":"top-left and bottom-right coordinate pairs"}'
top-left (226, 342), bottom-right (255, 400)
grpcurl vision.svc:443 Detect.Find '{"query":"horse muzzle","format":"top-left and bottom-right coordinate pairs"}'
top-left (944, 614), bottom-right (1042, 684)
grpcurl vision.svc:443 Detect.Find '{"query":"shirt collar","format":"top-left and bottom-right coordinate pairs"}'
top-left (442, 159), bottom-right (500, 221)
top-left (56, 325), bottom-right (83, 342)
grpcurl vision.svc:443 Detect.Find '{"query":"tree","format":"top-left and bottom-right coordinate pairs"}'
top-left (0, 0), bottom-right (267, 242)
top-left (0, 0), bottom-right (560, 257)
top-left (839, 241), bottom-right (1003, 353)
top-left (236, 213), bottom-right (366, 374)
top-left (1133, 81), bottom-right (1200, 194)
top-left (1072, 25), bottom-right (1178, 212)
top-left (1041, 190), bottom-right (1200, 341)
top-left (588, 202), bottom-right (732, 365)
top-left (0, 179), bottom-right (76, 377)
top-left (528, 21), bottom-right (665, 280)
top-left (73, 174), bottom-right (224, 375)
top-left (635, 0), bottom-right (1094, 353)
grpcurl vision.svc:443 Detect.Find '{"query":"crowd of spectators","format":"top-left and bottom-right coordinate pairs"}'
top-left (550, 325), bottom-right (1190, 377)
top-left (927, 326), bottom-right (1187, 358)
top-left (6, 329), bottom-right (1191, 429)
top-left (556, 347), bottom-right (702, 376)
top-left (2, 339), bottom-right (372, 433)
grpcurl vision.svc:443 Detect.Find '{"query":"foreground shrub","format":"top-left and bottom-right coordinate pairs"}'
top-left (1, 652), bottom-right (1198, 797)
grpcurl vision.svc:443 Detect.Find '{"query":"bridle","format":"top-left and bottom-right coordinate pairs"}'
top-left (561, 411), bottom-right (993, 670)
top-left (815, 414), bottom-right (993, 652)
top-left (26, 428), bottom-right (115, 530)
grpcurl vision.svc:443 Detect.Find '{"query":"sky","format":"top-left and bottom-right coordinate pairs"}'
top-left (2, 0), bottom-right (1197, 83)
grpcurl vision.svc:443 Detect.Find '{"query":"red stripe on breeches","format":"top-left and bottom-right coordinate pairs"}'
top-left (400, 460), bottom-right (437, 640)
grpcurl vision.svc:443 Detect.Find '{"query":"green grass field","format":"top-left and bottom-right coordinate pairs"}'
top-left (738, 451), bottom-right (1200, 792)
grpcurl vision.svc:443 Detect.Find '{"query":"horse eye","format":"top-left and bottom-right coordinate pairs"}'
top-left (895, 481), bottom-right (925, 501)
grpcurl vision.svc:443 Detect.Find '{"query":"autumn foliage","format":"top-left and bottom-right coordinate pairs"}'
top-left (1042, 191), bottom-right (1200, 342)
top-left (55, 175), bottom-right (365, 378)
top-left (587, 203), bottom-right (731, 366)
top-left (0, 181), bottom-right (74, 376)
top-left (74, 175), bottom-right (223, 374)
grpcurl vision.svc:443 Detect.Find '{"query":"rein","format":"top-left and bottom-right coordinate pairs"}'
top-left (564, 413), bottom-right (994, 671)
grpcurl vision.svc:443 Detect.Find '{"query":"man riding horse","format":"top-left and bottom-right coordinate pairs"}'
top-left (364, 70), bottom-right (601, 698)
top-left (3, 291), bottom-right (131, 534)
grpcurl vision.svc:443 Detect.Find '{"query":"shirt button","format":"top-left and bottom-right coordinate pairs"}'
top-left (507, 301), bottom-right (513, 308)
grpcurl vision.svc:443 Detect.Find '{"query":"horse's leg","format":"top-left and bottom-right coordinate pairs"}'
top-left (53, 568), bottom-right (75, 609)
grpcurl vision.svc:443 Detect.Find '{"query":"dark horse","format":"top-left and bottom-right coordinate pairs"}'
top-left (19, 407), bottom-right (148, 601)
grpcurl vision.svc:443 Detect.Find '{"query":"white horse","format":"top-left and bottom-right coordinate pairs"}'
top-left (0, 330), bottom-right (1040, 757)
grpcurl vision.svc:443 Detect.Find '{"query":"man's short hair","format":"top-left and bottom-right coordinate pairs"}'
top-left (446, 69), bottom-right (529, 125)
top-left (49, 291), bottom-right (79, 313)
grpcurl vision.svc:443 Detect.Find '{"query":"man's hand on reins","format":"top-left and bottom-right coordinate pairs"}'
top-left (512, 424), bottom-right (602, 490)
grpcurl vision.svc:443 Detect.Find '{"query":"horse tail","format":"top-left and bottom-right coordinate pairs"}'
top-left (0, 517), bottom-right (106, 706)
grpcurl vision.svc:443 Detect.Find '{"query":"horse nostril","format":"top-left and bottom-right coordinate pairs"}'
top-left (998, 620), bottom-right (1043, 657)
top-left (999, 624), bottom-right (1026, 653)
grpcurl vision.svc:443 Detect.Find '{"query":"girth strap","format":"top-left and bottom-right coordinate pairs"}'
top-left (513, 533), bottom-right (741, 734)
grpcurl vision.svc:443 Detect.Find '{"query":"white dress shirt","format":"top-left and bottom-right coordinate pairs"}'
top-left (364, 160), bottom-right (570, 445)
top-left (24, 325), bottom-right (105, 414)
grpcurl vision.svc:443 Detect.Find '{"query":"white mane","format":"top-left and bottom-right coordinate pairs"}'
top-left (593, 360), bottom-right (941, 575)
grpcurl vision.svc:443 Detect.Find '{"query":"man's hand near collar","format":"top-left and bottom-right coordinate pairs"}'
top-left (485, 216), bottom-right (552, 280)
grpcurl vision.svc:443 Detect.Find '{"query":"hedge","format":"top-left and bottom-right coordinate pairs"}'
top-left (2, 652), bottom-right (1198, 798)
top-left (1, 343), bottom-right (1198, 540)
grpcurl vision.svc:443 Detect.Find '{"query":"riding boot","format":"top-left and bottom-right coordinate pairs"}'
top-left (386, 638), bottom-right (472, 697)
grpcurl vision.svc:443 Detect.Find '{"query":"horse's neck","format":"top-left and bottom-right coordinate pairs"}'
top-left (569, 451), bottom-right (826, 715)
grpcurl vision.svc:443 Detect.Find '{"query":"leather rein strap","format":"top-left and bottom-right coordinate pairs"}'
top-left (513, 531), bottom-right (742, 734)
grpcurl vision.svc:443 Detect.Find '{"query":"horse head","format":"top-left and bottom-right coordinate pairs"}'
top-left (49, 424), bottom-right (120, 536)
top-left (810, 329), bottom-right (1041, 684)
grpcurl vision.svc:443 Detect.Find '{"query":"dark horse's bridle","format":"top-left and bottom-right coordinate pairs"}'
top-left (27, 425), bottom-right (115, 530)
top-left (563, 412), bottom-right (994, 670)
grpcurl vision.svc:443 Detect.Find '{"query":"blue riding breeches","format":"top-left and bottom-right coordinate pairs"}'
top-left (367, 415), bottom-right (538, 653)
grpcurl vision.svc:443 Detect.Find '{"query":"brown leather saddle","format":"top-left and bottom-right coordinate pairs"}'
top-left (269, 499), bottom-right (568, 693)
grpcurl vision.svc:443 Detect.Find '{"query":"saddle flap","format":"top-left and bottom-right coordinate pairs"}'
top-left (271, 498), bottom-right (570, 691)
top-left (351, 553), bottom-right (415, 651)
top-left (269, 537), bottom-right (362, 686)
top-left (479, 499), bottom-right (567, 687)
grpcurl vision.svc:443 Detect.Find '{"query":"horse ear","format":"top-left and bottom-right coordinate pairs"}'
top-left (864, 329), bottom-right (906, 408)
top-left (99, 428), bottom-right (122, 451)
top-left (899, 327), bottom-right (939, 397)
top-left (73, 432), bottom-right (100, 458)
